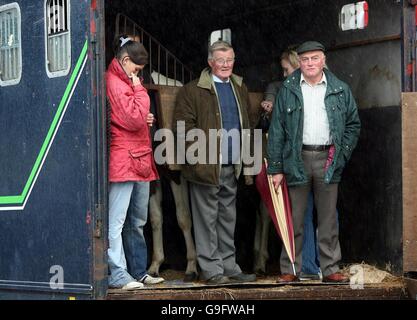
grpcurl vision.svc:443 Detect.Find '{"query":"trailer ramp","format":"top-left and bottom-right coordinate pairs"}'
top-left (107, 270), bottom-right (407, 300)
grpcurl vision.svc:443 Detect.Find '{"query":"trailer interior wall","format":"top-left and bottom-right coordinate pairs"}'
top-left (401, 93), bottom-right (417, 276)
top-left (104, 0), bottom-right (404, 273)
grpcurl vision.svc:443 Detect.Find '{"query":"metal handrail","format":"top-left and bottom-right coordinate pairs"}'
top-left (115, 13), bottom-right (194, 86)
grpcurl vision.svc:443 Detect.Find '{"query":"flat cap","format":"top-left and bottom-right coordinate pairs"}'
top-left (296, 41), bottom-right (325, 54)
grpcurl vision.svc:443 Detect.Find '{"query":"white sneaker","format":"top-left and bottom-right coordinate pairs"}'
top-left (139, 274), bottom-right (165, 285)
top-left (121, 281), bottom-right (144, 290)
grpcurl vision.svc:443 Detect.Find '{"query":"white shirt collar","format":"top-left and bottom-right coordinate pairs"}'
top-left (212, 74), bottom-right (230, 83)
top-left (300, 72), bottom-right (326, 86)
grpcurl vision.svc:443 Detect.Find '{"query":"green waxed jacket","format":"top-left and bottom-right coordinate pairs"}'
top-left (267, 68), bottom-right (361, 186)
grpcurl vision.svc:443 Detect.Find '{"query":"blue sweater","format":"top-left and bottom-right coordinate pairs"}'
top-left (215, 82), bottom-right (241, 164)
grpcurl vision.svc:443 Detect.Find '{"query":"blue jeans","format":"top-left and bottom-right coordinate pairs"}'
top-left (302, 192), bottom-right (339, 275)
top-left (301, 193), bottom-right (320, 275)
top-left (108, 181), bottom-right (150, 287)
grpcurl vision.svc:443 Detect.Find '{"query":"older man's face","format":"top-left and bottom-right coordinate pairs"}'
top-left (299, 50), bottom-right (326, 82)
top-left (208, 49), bottom-right (235, 81)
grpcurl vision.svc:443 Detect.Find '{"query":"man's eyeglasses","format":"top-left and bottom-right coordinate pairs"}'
top-left (214, 58), bottom-right (235, 66)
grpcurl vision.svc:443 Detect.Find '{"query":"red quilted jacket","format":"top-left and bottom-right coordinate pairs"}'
top-left (106, 58), bottom-right (158, 182)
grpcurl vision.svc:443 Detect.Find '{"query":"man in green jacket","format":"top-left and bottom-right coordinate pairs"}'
top-left (173, 40), bottom-right (256, 284)
top-left (267, 41), bottom-right (360, 283)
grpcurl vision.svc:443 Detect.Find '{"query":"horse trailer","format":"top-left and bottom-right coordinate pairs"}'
top-left (0, 0), bottom-right (416, 299)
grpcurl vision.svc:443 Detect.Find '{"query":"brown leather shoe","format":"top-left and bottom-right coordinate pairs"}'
top-left (322, 272), bottom-right (349, 283)
top-left (276, 274), bottom-right (299, 283)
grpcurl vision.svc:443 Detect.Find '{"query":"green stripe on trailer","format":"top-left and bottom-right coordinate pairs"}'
top-left (0, 40), bottom-right (89, 206)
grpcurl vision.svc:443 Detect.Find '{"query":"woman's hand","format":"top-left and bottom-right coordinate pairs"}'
top-left (261, 100), bottom-right (273, 113)
top-left (147, 113), bottom-right (155, 127)
top-left (130, 72), bottom-right (141, 86)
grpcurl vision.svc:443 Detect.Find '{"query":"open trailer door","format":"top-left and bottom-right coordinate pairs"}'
top-left (0, 0), bottom-right (107, 299)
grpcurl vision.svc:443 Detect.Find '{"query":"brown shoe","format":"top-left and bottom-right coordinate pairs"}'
top-left (276, 274), bottom-right (299, 283)
top-left (322, 272), bottom-right (349, 283)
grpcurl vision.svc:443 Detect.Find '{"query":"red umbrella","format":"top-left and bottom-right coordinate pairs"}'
top-left (255, 159), bottom-right (296, 275)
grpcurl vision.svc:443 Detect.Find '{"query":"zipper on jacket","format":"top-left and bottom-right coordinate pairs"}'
top-left (323, 90), bottom-right (344, 183)
top-left (230, 81), bottom-right (244, 177)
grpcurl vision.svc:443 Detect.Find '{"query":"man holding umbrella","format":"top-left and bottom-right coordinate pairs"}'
top-left (267, 41), bottom-right (360, 283)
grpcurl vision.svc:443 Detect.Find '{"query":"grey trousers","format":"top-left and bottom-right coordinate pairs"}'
top-left (280, 150), bottom-right (341, 277)
top-left (189, 166), bottom-right (242, 280)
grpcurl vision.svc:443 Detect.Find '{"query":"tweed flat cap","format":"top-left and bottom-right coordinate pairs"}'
top-left (296, 41), bottom-right (325, 54)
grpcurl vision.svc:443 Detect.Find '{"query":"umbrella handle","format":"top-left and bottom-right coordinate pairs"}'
top-left (264, 158), bottom-right (284, 190)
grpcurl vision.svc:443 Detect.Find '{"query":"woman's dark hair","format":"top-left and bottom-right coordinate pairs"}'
top-left (114, 34), bottom-right (148, 65)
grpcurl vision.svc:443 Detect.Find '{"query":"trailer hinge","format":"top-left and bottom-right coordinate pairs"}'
top-left (94, 204), bottom-right (104, 238)
top-left (91, 35), bottom-right (99, 60)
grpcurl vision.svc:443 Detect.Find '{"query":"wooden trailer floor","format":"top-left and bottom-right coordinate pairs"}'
top-left (107, 270), bottom-right (407, 300)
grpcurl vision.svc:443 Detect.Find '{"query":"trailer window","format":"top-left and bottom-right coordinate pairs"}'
top-left (339, 1), bottom-right (368, 31)
top-left (0, 3), bottom-right (22, 86)
top-left (209, 29), bottom-right (232, 46)
top-left (45, 0), bottom-right (71, 77)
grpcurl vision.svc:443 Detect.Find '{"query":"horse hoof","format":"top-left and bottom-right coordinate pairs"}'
top-left (254, 268), bottom-right (266, 275)
top-left (183, 272), bottom-right (198, 282)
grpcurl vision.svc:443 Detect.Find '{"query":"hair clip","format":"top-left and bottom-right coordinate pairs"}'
top-left (120, 36), bottom-right (132, 48)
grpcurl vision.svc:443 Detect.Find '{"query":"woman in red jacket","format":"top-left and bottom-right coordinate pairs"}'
top-left (106, 36), bottom-right (163, 290)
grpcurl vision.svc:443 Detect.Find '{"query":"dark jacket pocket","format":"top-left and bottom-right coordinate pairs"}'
top-left (129, 148), bottom-right (153, 178)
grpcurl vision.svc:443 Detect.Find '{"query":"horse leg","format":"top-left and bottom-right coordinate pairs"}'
top-left (170, 177), bottom-right (198, 281)
top-left (147, 183), bottom-right (164, 277)
top-left (253, 201), bottom-right (271, 274)
top-left (253, 207), bottom-right (262, 273)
